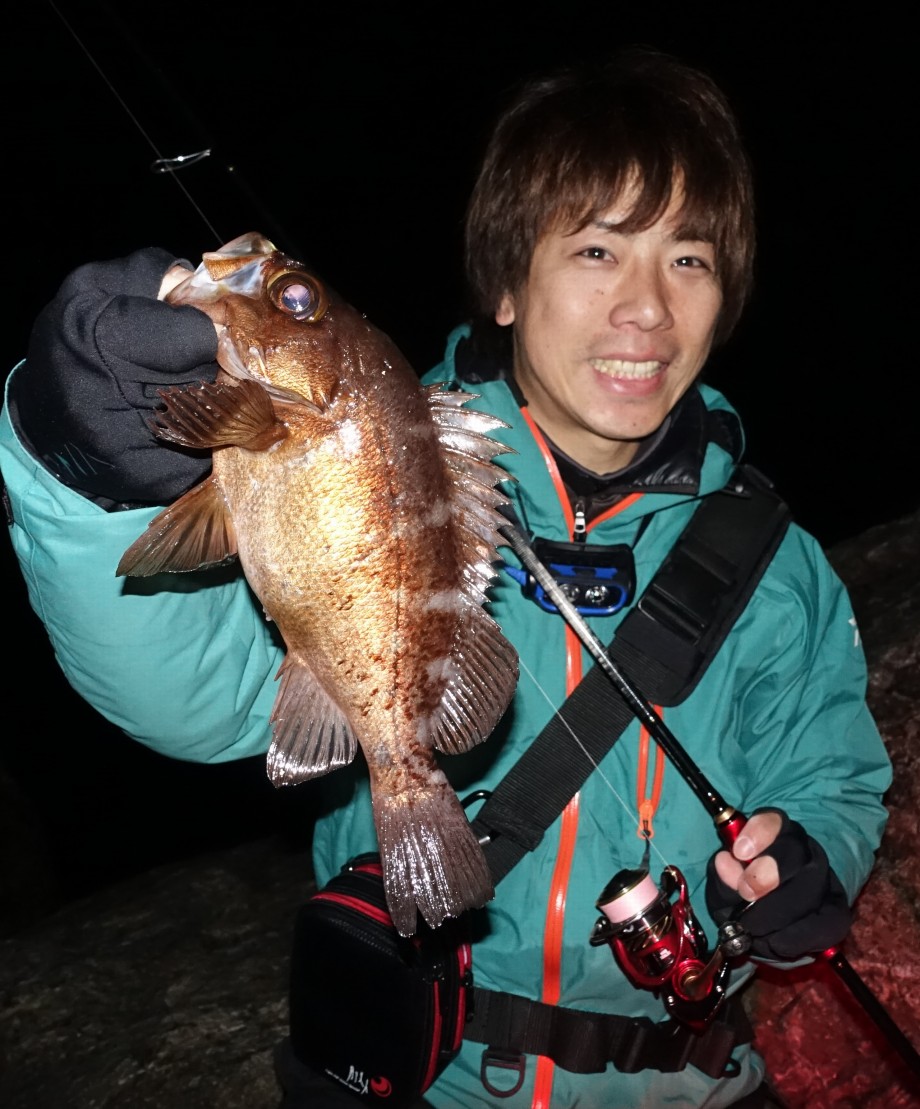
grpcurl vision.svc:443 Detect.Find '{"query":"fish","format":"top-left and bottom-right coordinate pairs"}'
top-left (116, 232), bottom-right (519, 935)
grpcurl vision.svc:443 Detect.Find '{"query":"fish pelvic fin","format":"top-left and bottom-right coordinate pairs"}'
top-left (116, 477), bottom-right (238, 576)
top-left (266, 656), bottom-right (359, 785)
top-left (373, 779), bottom-right (494, 935)
top-left (153, 379), bottom-right (287, 452)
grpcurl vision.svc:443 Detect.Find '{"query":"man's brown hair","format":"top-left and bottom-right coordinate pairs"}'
top-left (465, 49), bottom-right (755, 349)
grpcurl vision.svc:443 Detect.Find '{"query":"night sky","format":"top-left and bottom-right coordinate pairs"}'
top-left (3, 4), bottom-right (913, 903)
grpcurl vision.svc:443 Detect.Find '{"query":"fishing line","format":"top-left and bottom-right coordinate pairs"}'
top-left (516, 637), bottom-right (670, 872)
top-left (47, 0), bottom-right (223, 243)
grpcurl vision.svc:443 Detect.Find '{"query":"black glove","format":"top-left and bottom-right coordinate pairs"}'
top-left (10, 247), bottom-right (219, 509)
top-left (705, 808), bottom-right (852, 961)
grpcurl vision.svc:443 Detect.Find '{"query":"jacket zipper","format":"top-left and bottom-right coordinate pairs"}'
top-left (520, 408), bottom-right (645, 1109)
top-left (573, 500), bottom-right (587, 542)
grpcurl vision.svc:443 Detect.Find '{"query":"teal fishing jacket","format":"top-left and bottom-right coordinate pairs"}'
top-left (0, 326), bottom-right (892, 1108)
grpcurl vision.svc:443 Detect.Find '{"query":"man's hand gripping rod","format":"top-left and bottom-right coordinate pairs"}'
top-left (501, 523), bottom-right (920, 1078)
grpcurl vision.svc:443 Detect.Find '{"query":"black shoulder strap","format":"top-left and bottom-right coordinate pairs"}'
top-left (473, 465), bottom-right (791, 884)
top-left (611, 465), bottom-right (791, 705)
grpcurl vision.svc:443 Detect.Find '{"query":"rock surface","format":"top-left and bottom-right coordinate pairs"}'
top-left (747, 509), bottom-right (920, 1107)
top-left (1, 510), bottom-right (919, 1108)
top-left (0, 837), bottom-right (308, 1109)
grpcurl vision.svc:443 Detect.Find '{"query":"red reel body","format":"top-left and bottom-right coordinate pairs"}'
top-left (591, 864), bottom-right (732, 1029)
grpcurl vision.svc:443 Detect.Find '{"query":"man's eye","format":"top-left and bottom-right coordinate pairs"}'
top-left (580, 246), bottom-right (612, 260)
top-left (674, 255), bottom-right (711, 270)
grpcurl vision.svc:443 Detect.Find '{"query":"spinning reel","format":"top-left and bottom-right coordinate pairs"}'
top-left (589, 862), bottom-right (750, 1029)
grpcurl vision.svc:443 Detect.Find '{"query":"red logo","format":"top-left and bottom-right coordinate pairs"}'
top-left (370, 1076), bottom-right (393, 1098)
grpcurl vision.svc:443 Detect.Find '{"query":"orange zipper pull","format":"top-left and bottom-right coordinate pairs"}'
top-left (636, 711), bottom-right (665, 840)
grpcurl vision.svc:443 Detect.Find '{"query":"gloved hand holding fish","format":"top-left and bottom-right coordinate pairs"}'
top-left (117, 232), bottom-right (519, 935)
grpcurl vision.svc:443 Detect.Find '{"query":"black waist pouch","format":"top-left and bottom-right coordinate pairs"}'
top-left (289, 854), bottom-right (473, 1106)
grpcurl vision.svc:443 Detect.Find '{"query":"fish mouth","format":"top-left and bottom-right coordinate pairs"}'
top-left (589, 358), bottom-right (666, 379)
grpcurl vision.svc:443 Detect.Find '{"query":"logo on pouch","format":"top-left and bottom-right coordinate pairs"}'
top-left (325, 1064), bottom-right (393, 1098)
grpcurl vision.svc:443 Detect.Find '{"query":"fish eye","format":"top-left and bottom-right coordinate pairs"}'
top-left (267, 270), bottom-right (328, 322)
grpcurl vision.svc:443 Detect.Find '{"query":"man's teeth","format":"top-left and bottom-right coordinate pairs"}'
top-left (590, 358), bottom-right (663, 378)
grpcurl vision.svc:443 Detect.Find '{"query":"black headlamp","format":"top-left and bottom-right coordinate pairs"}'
top-left (504, 537), bottom-right (636, 617)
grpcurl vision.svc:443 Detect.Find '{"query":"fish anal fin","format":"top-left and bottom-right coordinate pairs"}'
top-left (266, 658), bottom-right (359, 785)
top-left (117, 477), bottom-right (238, 576)
top-left (373, 780), bottom-right (494, 935)
top-left (430, 601), bottom-right (518, 757)
top-left (153, 379), bottom-right (287, 452)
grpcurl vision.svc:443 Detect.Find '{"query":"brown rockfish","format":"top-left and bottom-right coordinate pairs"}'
top-left (117, 232), bottom-right (518, 934)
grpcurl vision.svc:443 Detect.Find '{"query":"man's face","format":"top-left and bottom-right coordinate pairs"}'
top-left (497, 187), bottom-right (723, 474)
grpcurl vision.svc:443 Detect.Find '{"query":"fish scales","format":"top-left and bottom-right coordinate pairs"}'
top-left (117, 233), bottom-right (519, 934)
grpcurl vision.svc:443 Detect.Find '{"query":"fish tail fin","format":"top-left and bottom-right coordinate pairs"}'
top-left (373, 783), bottom-right (494, 936)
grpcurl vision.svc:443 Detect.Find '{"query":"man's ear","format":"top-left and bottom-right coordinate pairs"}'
top-left (495, 293), bottom-right (515, 327)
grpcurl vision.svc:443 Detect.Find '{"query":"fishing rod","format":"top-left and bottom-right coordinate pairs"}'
top-left (500, 522), bottom-right (920, 1080)
top-left (47, 0), bottom-right (304, 258)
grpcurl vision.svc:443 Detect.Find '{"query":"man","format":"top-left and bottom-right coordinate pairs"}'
top-left (0, 48), bottom-right (891, 1108)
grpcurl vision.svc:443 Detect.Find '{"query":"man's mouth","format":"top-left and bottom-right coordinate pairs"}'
top-left (589, 358), bottom-right (665, 379)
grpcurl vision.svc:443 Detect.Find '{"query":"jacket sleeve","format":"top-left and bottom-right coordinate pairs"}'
top-left (1, 367), bottom-right (281, 763)
top-left (726, 523), bottom-right (892, 902)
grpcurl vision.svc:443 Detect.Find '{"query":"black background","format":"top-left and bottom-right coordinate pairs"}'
top-left (2, 3), bottom-right (914, 903)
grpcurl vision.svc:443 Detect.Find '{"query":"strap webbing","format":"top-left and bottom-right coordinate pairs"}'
top-left (474, 648), bottom-right (641, 882)
top-left (613, 466), bottom-right (792, 704)
top-left (465, 987), bottom-right (751, 1078)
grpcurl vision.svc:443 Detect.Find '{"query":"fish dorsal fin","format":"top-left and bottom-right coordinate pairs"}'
top-left (426, 383), bottom-right (515, 610)
top-left (266, 656), bottom-right (359, 784)
top-left (153, 379), bottom-right (287, 452)
top-left (427, 383), bottom-right (515, 461)
top-left (425, 385), bottom-right (519, 755)
top-left (116, 476), bottom-right (238, 576)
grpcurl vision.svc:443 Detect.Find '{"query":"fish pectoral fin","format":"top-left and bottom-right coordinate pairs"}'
top-left (431, 601), bottom-right (519, 756)
top-left (266, 658), bottom-right (358, 785)
top-left (116, 477), bottom-right (238, 576)
top-left (153, 379), bottom-right (287, 452)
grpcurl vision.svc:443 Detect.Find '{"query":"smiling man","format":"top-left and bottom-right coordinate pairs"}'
top-left (494, 189), bottom-right (723, 472)
top-left (0, 47), bottom-right (891, 1109)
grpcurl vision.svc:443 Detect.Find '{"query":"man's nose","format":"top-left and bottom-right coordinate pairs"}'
top-left (608, 261), bottom-right (673, 331)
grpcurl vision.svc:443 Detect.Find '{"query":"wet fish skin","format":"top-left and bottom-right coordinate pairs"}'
top-left (117, 233), bottom-right (518, 934)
